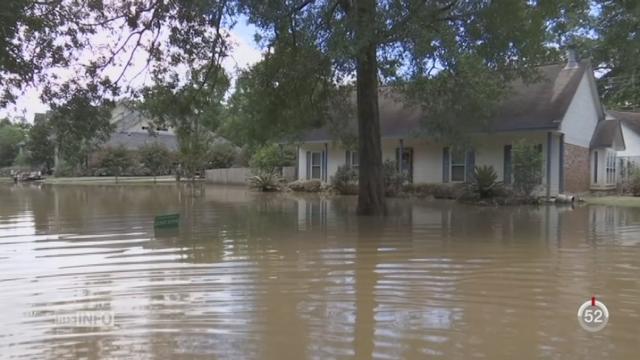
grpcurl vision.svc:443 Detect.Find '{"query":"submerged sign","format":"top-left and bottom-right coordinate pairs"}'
top-left (154, 214), bottom-right (180, 228)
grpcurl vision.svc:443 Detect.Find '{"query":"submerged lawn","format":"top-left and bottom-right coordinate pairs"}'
top-left (584, 196), bottom-right (640, 207)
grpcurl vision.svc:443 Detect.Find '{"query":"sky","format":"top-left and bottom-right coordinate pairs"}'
top-left (0, 17), bottom-right (263, 123)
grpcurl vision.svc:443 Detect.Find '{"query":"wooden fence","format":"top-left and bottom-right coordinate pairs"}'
top-left (205, 167), bottom-right (296, 185)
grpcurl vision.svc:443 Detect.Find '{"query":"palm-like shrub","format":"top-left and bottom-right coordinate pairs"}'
top-left (471, 165), bottom-right (499, 198)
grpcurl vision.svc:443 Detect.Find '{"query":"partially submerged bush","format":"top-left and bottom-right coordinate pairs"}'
top-left (470, 165), bottom-right (500, 198)
top-left (248, 173), bottom-right (282, 192)
top-left (331, 165), bottom-right (358, 195)
top-left (383, 159), bottom-right (409, 196)
top-left (289, 179), bottom-right (322, 192)
top-left (513, 141), bottom-right (543, 197)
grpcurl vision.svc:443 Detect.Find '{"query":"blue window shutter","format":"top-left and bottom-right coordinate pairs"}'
top-left (306, 151), bottom-right (311, 179)
top-left (504, 145), bottom-right (512, 184)
top-left (320, 151), bottom-right (327, 181)
top-left (395, 148), bottom-right (400, 171)
top-left (442, 147), bottom-right (450, 183)
top-left (465, 149), bottom-right (476, 183)
top-left (345, 150), bottom-right (351, 168)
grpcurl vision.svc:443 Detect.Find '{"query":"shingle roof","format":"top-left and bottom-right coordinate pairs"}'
top-left (298, 61), bottom-right (591, 142)
top-left (609, 110), bottom-right (640, 136)
top-left (590, 119), bottom-right (624, 149)
top-left (103, 132), bottom-right (179, 151)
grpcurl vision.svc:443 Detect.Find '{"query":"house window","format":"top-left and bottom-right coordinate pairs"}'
top-left (606, 151), bottom-right (616, 184)
top-left (451, 149), bottom-right (466, 182)
top-left (346, 150), bottom-right (359, 169)
top-left (311, 152), bottom-right (322, 179)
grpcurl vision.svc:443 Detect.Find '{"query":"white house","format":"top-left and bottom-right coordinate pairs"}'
top-left (607, 111), bottom-right (640, 179)
top-left (293, 54), bottom-right (629, 196)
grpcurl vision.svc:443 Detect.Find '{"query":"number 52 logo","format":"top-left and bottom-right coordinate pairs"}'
top-left (577, 297), bottom-right (609, 332)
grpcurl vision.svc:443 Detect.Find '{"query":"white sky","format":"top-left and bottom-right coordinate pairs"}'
top-left (0, 21), bottom-right (262, 122)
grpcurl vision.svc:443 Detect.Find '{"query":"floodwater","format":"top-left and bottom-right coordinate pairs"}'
top-left (0, 184), bottom-right (639, 359)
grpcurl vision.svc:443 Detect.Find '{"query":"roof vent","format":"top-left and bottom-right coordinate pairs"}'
top-left (565, 49), bottom-right (579, 69)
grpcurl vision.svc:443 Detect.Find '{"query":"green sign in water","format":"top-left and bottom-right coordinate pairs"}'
top-left (154, 214), bottom-right (180, 228)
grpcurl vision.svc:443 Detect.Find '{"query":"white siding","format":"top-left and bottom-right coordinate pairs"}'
top-left (296, 132), bottom-right (561, 196)
top-left (560, 72), bottom-right (601, 147)
top-left (617, 122), bottom-right (640, 157)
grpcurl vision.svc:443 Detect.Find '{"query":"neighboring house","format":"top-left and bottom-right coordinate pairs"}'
top-left (294, 53), bottom-right (627, 195)
top-left (607, 111), bottom-right (640, 179)
top-left (103, 103), bottom-right (179, 151)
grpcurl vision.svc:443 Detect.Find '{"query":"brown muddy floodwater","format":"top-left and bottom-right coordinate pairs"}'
top-left (0, 184), bottom-right (639, 359)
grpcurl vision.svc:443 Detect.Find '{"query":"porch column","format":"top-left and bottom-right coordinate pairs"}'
top-left (559, 134), bottom-right (564, 194)
top-left (546, 132), bottom-right (552, 199)
top-left (324, 142), bottom-right (328, 182)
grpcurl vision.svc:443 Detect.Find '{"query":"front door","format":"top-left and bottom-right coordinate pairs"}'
top-left (396, 147), bottom-right (413, 183)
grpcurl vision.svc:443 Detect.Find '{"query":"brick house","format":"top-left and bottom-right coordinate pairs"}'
top-left (293, 52), bottom-right (627, 196)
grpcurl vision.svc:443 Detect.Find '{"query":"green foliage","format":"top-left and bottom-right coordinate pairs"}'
top-left (99, 146), bottom-right (133, 180)
top-left (249, 145), bottom-right (293, 176)
top-left (383, 159), bottom-right (409, 196)
top-left (49, 92), bottom-right (114, 169)
top-left (630, 172), bottom-right (640, 197)
top-left (471, 165), bottom-right (500, 199)
top-left (138, 143), bottom-right (173, 180)
top-left (12, 151), bottom-right (30, 167)
top-left (223, 43), bottom-right (336, 147)
top-left (578, 1), bottom-right (640, 109)
top-left (140, 66), bottom-right (230, 179)
top-left (0, 121), bottom-right (25, 167)
top-left (25, 119), bottom-right (54, 170)
top-left (331, 165), bottom-right (359, 195)
top-left (512, 141), bottom-right (543, 197)
top-left (207, 142), bottom-right (237, 169)
top-left (248, 173), bottom-right (282, 192)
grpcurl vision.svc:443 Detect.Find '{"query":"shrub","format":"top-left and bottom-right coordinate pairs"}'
top-left (250, 144), bottom-right (286, 177)
top-left (471, 165), bottom-right (499, 198)
top-left (630, 173), bottom-right (640, 196)
top-left (331, 165), bottom-right (358, 194)
top-left (289, 179), bottom-right (322, 192)
top-left (248, 173), bottom-right (282, 192)
top-left (99, 146), bottom-right (133, 182)
top-left (383, 159), bottom-right (408, 196)
top-left (207, 142), bottom-right (237, 169)
top-left (512, 141), bottom-right (543, 197)
top-left (138, 143), bottom-right (173, 181)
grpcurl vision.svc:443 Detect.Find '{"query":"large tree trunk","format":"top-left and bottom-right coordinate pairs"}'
top-left (354, 0), bottom-right (386, 215)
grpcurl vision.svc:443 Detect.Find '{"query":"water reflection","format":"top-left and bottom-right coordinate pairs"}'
top-left (0, 184), bottom-right (639, 359)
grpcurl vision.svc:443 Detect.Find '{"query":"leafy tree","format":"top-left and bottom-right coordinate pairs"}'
top-left (1, 0), bottom-right (592, 215)
top-left (207, 142), bottom-right (237, 169)
top-left (99, 146), bottom-right (133, 183)
top-left (235, 0), bottom-right (583, 214)
top-left (49, 91), bottom-right (114, 171)
top-left (587, 1), bottom-right (640, 109)
top-left (25, 119), bottom-right (54, 171)
top-left (0, 120), bottom-right (25, 167)
top-left (138, 143), bottom-right (172, 182)
top-left (249, 144), bottom-right (291, 176)
top-left (140, 65), bottom-right (231, 180)
top-left (512, 141), bottom-right (543, 197)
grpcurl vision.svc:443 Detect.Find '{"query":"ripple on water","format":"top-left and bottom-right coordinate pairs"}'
top-left (0, 186), bottom-right (639, 359)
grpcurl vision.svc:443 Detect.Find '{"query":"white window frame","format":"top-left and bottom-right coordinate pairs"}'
top-left (606, 151), bottom-right (616, 185)
top-left (450, 149), bottom-right (466, 183)
top-left (310, 151), bottom-right (322, 180)
top-left (350, 151), bottom-right (359, 169)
